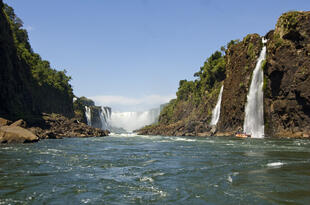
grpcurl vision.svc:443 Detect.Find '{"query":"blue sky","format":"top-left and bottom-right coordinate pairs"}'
top-left (5, 0), bottom-right (310, 111)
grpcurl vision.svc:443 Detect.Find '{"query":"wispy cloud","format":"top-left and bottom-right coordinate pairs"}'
top-left (90, 94), bottom-right (175, 112)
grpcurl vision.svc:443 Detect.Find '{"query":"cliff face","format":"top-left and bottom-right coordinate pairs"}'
top-left (139, 11), bottom-right (310, 138)
top-left (0, 1), bottom-right (35, 119)
top-left (264, 11), bottom-right (310, 137)
top-left (217, 34), bottom-right (263, 133)
top-left (139, 50), bottom-right (226, 136)
top-left (0, 1), bottom-right (74, 120)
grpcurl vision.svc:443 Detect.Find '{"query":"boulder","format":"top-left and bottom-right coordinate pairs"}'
top-left (0, 117), bottom-right (12, 127)
top-left (0, 126), bottom-right (39, 143)
top-left (10, 119), bottom-right (27, 128)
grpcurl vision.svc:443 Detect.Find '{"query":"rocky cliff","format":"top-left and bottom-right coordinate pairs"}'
top-left (139, 11), bottom-right (310, 138)
top-left (217, 34), bottom-right (263, 134)
top-left (264, 11), bottom-right (310, 137)
top-left (0, 1), bottom-right (74, 121)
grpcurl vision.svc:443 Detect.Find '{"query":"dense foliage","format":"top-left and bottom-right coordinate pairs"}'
top-left (158, 50), bottom-right (226, 123)
top-left (3, 4), bottom-right (73, 97)
top-left (176, 50), bottom-right (226, 102)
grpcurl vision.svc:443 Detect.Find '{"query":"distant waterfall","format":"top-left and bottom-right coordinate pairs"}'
top-left (85, 106), bottom-right (92, 126)
top-left (109, 108), bottom-right (160, 132)
top-left (210, 85), bottom-right (224, 126)
top-left (243, 38), bottom-right (267, 138)
top-left (100, 106), bottom-right (112, 130)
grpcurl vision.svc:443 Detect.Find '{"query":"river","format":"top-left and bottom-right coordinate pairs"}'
top-left (0, 134), bottom-right (310, 204)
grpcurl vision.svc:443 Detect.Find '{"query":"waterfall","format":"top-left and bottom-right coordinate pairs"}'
top-left (85, 106), bottom-right (92, 126)
top-left (210, 85), bottom-right (224, 126)
top-left (99, 106), bottom-right (112, 130)
top-left (109, 108), bottom-right (160, 132)
top-left (243, 38), bottom-right (267, 138)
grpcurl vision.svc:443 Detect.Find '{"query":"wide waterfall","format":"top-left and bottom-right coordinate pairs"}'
top-left (109, 108), bottom-right (160, 132)
top-left (85, 106), bottom-right (92, 126)
top-left (210, 85), bottom-right (224, 126)
top-left (243, 38), bottom-right (267, 138)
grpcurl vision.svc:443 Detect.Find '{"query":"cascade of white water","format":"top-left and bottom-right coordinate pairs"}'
top-left (100, 106), bottom-right (112, 130)
top-left (243, 38), bottom-right (267, 138)
top-left (109, 108), bottom-right (160, 132)
top-left (210, 85), bottom-right (224, 126)
top-left (85, 106), bottom-right (92, 126)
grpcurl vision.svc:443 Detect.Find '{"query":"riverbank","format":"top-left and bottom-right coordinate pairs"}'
top-left (0, 113), bottom-right (109, 143)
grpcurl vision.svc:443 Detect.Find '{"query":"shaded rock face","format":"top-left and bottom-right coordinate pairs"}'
top-left (264, 11), bottom-right (310, 137)
top-left (0, 1), bottom-right (74, 121)
top-left (217, 34), bottom-right (263, 133)
top-left (0, 1), bottom-right (36, 119)
top-left (90, 106), bottom-right (103, 129)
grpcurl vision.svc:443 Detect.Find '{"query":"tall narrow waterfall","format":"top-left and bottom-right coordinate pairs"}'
top-left (243, 38), bottom-right (267, 138)
top-left (85, 106), bottom-right (92, 126)
top-left (210, 85), bottom-right (224, 126)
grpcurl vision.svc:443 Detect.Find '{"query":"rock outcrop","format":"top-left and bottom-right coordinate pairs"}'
top-left (264, 11), bottom-right (310, 137)
top-left (0, 125), bottom-right (38, 143)
top-left (217, 34), bottom-right (263, 133)
top-left (28, 113), bottom-right (109, 139)
top-left (0, 114), bottom-right (109, 143)
top-left (0, 1), bottom-right (74, 121)
top-left (139, 11), bottom-right (310, 138)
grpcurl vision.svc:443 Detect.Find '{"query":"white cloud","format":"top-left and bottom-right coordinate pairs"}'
top-left (89, 94), bottom-right (175, 112)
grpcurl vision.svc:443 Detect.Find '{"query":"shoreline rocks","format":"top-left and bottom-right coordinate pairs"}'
top-left (0, 113), bottom-right (109, 144)
top-left (0, 125), bottom-right (39, 143)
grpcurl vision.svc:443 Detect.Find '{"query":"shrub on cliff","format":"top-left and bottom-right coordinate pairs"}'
top-left (159, 50), bottom-right (226, 124)
top-left (176, 50), bottom-right (226, 102)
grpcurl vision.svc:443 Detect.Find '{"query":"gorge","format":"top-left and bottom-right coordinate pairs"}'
top-left (1, 0), bottom-right (309, 139)
top-left (1, 1), bottom-right (310, 204)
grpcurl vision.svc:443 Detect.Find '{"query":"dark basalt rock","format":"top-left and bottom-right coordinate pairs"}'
top-left (217, 34), bottom-right (263, 133)
top-left (264, 11), bottom-right (310, 138)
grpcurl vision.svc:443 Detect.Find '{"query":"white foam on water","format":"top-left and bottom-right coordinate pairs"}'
top-left (267, 162), bottom-right (285, 167)
top-left (140, 176), bottom-right (154, 183)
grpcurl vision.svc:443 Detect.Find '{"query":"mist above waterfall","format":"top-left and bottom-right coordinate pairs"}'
top-left (109, 108), bottom-right (160, 132)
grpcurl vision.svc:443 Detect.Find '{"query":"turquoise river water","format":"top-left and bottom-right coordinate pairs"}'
top-left (0, 134), bottom-right (310, 204)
